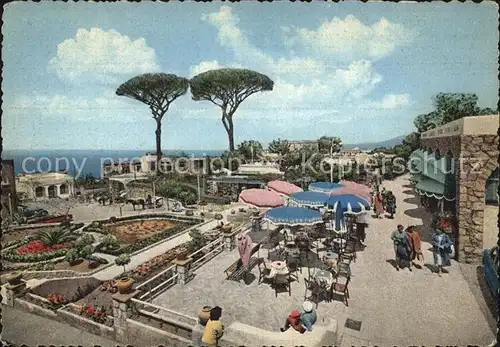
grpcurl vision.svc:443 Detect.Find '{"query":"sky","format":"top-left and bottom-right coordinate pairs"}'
top-left (2, 2), bottom-right (498, 150)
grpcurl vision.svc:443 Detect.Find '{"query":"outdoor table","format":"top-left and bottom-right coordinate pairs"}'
top-left (269, 260), bottom-right (289, 278)
top-left (331, 238), bottom-right (346, 250)
top-left (323, 251), bottom-right (338, 268)
top-left (310, 268), bottom-right (335, 289)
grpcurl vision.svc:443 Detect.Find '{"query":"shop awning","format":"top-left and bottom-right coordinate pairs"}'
top-left (414, 175), bottom-right (456, 201)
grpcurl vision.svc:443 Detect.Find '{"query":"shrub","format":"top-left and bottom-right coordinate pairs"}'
top-left (74, 234), bottom-right (95, 249)
top-left (38, 227), bottom-right (76, 246)
top-left (101, 234), bottom-right (118, 247)
top-left (79, 245), bottom-right (94, 258)
top-left (65, 248), bottom-right (80, 263)
top-left (115, 253), bottom-right (131, 273)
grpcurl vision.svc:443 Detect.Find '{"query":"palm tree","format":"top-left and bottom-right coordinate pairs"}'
top-left (38, 227), bottom-right (76, 246)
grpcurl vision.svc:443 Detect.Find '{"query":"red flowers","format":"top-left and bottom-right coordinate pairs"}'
top-left (47, 293), bottom-right (68, 305)
top-left (80, 303), bottom-right (107, 324)
top-left (16, 240), bottom-right (69, 254)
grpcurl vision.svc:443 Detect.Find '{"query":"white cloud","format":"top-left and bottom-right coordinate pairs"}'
top-left (189, 60), bottom-right (225, 77)
top-left (5, 90), bottom-right (148, 123)
top-left (187, 6), bottom-right (412, 128)
top-left (373, 93), bottom-right (411, 109)
top-left (48, 27), bottom-right (161, 83)
top-left (291, 15), bottom-right (415, 60)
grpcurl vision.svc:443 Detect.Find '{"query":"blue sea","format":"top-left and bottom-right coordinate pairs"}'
top-left (2, 149), bottom-right (224, 179)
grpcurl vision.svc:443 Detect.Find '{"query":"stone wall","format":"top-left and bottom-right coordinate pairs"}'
top-left (457, 134), bottom-right (499, 263)
top-left (421, 135), bottom-right (461, 157)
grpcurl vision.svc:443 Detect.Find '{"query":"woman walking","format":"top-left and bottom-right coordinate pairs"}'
top-left (431, 228), bottom-right (453, 276)
top-left (373, 190), bottom-right (384, 219)
top-left (406, 226), bottom-right (423, 268)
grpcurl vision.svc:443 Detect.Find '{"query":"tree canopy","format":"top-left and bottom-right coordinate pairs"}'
top-left (414, 93), bottom-right (496, 133)
top-left (116, 73), bottom-right (189, 171)
top-left (237, 140), bottom-right (264, 163)
top-left (318, 136), bottom-right (343, 154)
top-left (268, 138), bottom-right (291, 156)
top-left (190, 68), bottom-right (274, 151)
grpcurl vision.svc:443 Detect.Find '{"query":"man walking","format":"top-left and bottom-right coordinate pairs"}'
top-left (391, 224), bottom-right (407, 271)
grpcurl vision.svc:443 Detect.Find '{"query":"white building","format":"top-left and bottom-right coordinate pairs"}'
top-left (236, 162), bottom-right (284, 176)
top-left (16, 172), bottom-right (74, 200)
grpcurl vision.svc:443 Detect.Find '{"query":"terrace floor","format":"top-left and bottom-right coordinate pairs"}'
top-left (152, 240), bottom-right (348, 331)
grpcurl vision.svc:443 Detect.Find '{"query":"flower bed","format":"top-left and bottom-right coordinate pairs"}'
top-left (2, 243), bottom-right (70, 263)
top-left (94, 224), bottom-right (197, 256)
top-left (17, 240), bottom-right (70, 254)
top-left (78, 302), bottom-right (109, 325)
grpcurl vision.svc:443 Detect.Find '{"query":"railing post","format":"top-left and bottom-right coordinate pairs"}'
top-left (172, 257), bottom-right (193, 285)
top-left (223, 230), bottom-right (238, 252)
top-left (111, 290), bottom-right (140, 343)
top-left (3, 280), bottom-right (27, 307)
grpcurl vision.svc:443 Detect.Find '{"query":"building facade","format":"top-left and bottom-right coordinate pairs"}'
top-left (16, 171), bottom-right (74, 200)
top-left (414, 114), bottom-right (499, 263)
top-left (288, 140), bottom-right (320, 152)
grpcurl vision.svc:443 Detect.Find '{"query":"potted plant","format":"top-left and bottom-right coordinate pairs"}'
top-left (4, 271), bottom-right (23, 286)
top-left (115, 253), bottom-right (133, 294)
top-left (176, 247), bottom-right (188, 261)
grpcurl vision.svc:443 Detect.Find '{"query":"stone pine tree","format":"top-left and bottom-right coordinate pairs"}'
top-left (189, 68), bottom-right (274, 151)
top-left (116, 73), bottom-right (189, 174)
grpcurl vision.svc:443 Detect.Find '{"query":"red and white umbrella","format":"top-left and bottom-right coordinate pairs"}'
top-left (239, 188), bottom-right (285, 208)
top-left (267, 180), bottom-right (303, 196)
top-left (334, 180), bottom-right (371, 201)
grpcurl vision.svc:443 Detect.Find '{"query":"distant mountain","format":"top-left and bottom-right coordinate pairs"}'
top-left (343, 135), bottom-right (406, 150)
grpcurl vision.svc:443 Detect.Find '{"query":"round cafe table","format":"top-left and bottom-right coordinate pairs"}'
top-left (323, 251), bottom-right (338, 268)
top-left (269, 260), bottom-right (289, 277)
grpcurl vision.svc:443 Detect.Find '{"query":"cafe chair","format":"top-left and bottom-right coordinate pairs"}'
top-left (304, 277), bottom-right (330, 308)
top-left (286, 256), bottom-right (300, 281)
top-left (331, 276), bottom-right (351, 307)
top-left (257, 258), bottom-right (273, 285)
top-left (273, 273), bottom-right (292, 297)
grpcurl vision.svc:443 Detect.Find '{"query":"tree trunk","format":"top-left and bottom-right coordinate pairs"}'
top-left (155, 119), bottom-right (162, 176)
top-left (226, 117), bottom-right (235, 152)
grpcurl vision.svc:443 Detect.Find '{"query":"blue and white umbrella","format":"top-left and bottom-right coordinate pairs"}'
top-left (325, 194), bottom-right (370, 230)
top-left (308, 181), bottom-right (344, 193)
top-left (263, 206), bottom-right (323, 226)
top-left (289, 191), bottom-right (330, 208)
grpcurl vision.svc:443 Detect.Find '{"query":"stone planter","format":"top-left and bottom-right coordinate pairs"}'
top-left (69, 258), bottom-right (84, 266)
top-left (4, 271), bottom-right (23, 286)
top-left (116, 277), bottom-right (134, 294)
top-left (176, 251), bottom-right (188, 261)
top-left (198, 306), bottom-right (211, 326)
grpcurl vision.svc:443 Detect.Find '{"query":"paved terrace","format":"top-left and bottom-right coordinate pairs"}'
top-left (152, 238), bottom-right (348, 331)
top-left (153, 175), bottom-right (495, 346)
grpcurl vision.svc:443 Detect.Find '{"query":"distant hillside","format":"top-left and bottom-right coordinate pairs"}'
top-left (343, 135), bottom-right (406, 150)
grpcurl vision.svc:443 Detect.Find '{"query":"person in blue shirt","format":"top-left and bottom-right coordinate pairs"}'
top-left (280, 301), bottom-right (317, 333)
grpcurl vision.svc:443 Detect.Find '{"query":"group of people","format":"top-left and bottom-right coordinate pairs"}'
top-left (391, 224), bottom-right (453, 276)
top-left (371, 187), bottom-right (397, 219)
top-left (198, 302), bottom-right (317, 346)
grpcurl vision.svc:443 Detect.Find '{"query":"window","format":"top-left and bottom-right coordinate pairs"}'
top-left (485, 168), bottom-right (499, 206)
top-left (35, 186), bottom-right (44, 197)
top-left (59, 184), bottom-right (68, 195)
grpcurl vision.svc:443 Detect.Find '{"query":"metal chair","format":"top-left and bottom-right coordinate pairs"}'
top-left (304, 277), bottom-right (330, 308)
top-left (331, 276), bottom-right (351, 306)
top-left (273, 273), bottom-right (291, 297)
top-left (257, 258), bottom-right (273, 285)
